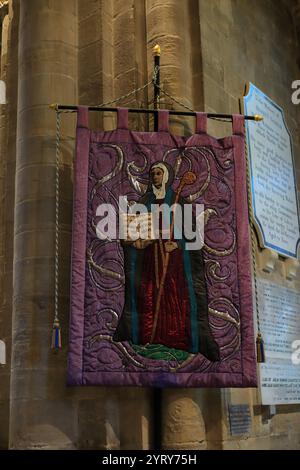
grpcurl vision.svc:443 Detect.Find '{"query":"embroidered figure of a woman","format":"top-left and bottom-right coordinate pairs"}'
top-left (113, 161), bottom-right (220, 362)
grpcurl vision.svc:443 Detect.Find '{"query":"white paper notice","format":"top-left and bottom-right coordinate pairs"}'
top-left (257, 278), bottom-right (300, 404)
top-left (260, 359), bottom-right (300, 405)
top-left (244, 83), bottom-right (300, 258)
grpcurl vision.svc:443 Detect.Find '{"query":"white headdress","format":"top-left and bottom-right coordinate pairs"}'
top-left (151, 162), bottom-right (169, 199)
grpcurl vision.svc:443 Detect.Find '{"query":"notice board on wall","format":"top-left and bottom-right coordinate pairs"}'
top-left (243, 82), bottom-right (300, 259)
top-left (257, 278), bottom-right (300, 405)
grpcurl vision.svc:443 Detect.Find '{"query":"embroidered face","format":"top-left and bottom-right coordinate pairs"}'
top-left (148, 162), bottom-right (173, 200)
top-left (151, 167), bottom-right (164, 188)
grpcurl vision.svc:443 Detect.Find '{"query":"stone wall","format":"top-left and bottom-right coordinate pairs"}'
top-left (0, 0), bottom-right (299, 450)
top-left (199, 0), bottom-right (300, 450)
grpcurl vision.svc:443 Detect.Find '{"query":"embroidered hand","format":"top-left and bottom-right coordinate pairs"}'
top-left (133, 239), bottom-right (153, 250)
top-left (164, 241), bottom-right (178, 253)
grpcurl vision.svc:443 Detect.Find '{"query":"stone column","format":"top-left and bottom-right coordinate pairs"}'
top-left (112, 0), bottom-right (149, 131)
top-left (146, 0), bottom-right (203, 134)
top-left (161, 390), bottom-right (207, 450)
top-left (0, 0), bottom-right (18, 449)
top-left (9, 0), bottom-right (78, 449)
top-left (78, 0), bottom-right (114, 129)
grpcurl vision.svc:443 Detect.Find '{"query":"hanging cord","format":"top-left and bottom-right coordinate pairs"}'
top-left (155, 84), bottom-right (195, 113)
top-left (55, 67), bottom-right (159, 117)
top-left (154, 76), bottom-right (233, 123)
top-left (94, 66), bottom-right (160, 108)
top-left (52, 109), bottom-right (62, 350)
top-left (244, 124), bottom-right (265, 363)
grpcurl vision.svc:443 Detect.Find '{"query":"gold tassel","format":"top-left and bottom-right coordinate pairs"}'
top-left (51, 319), bottom-right (62, 350)
top-left (256, 332), bottom-right (265, 363)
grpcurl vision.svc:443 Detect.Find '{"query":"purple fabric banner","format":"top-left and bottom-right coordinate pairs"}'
top-left (67, 107), bottom-right (257, 388)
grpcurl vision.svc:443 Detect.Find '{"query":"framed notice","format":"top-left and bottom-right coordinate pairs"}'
top-left (228, 405), bottom-right (251, 436)
top-left (257, 278), bottom-right (300, 405)
top-left (243, 82), bottom-right (300, 259)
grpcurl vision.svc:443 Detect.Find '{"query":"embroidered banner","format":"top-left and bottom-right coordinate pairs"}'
top-left (67, 107), bottom-right (257, 387)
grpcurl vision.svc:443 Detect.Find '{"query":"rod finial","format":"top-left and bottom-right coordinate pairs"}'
top-left (153, 44), bottom-right (161, 56)
top-left (254, 114), bottom-right (263, 121)
top-left (49, 103), bottom-right (58, 111)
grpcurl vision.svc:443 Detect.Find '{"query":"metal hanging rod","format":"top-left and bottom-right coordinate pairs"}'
top-left (49, 104), bottom-right (263, 121)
